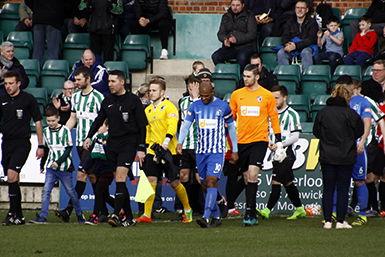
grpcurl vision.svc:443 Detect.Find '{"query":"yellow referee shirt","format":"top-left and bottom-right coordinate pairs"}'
top-left (145, 99), bottom-right (179, 155)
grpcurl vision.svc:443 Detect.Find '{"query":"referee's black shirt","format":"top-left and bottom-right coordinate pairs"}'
top-left (0, 90), bottom-right (42, 140)
top-left (87, 91), bottom-right (148, 150)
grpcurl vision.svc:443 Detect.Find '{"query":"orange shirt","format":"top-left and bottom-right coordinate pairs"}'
top-left (230, 86), bottom-right (281, 144)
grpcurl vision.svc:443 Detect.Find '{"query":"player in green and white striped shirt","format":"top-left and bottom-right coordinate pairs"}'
top-left (55, 66), bottom-right (104, 222)
top-left (177, 76), bottom-right (202, 215)
top-left (30, 105), bottom-right (84, 224)
top-left (257, 85), bottom-right (306, 220)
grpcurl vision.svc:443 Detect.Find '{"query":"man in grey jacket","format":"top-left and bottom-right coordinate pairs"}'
top-left (211, 0), bottom-right (257, 71)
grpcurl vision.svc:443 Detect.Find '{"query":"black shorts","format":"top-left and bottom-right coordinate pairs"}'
top-left (82, 157), bottom-right (115, 176)
top-left (367, 140), bottom-right (385, 176)
top-left (106, 137), bottom-right (137, 169)
top-left (272, 158), bottom-right (295, 185)
top-left (223, 159), bottom-right (242, 176)
top-left (77, 146), bottom-right (90, 171)
top-left (1, 139), bottom-right (31, 174)
top-left (238, 141), bottom-right (268, 172)
top-left (144, 154), bottom-right (180, 182)
top-left (180, 149), bottom-right (196, 170)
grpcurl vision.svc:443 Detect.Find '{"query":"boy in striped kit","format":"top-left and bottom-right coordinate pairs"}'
top-left (56, 66), bottom-right (104, 222)
top-left (30, 105), bottom-right (84, 224)
top-left (257, 85), bottom-right (306, 220)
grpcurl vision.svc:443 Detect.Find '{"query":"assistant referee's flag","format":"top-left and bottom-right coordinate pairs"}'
top-left (134, 170), bottom-right (155, 203)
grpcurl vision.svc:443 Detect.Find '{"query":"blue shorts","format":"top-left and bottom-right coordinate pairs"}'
top-left (196, 153), bottom-right (225, 182)
top-left (352, 150), bottom-right (367, 181)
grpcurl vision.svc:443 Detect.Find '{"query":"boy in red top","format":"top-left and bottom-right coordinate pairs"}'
top-left (343, 16), bottom-right (378, 67)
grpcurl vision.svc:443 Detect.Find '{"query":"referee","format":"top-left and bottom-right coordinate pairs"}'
top-left (1, 71), bottom-right (44, 225)
top-left (84, 70), bottom-right (147, 227)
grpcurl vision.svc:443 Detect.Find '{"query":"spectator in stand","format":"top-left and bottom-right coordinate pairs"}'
top-left (271, 0), bottom-right (313, 36)
top-left (77, 0), bottom-right (123, 62)
top-left (250, 53), bottom-right (278, 91)
top-left (277, 0), bottom-right (318, 71)
top-left (134, 0), bottom-right (173, 60)
top-left (68, 49), bottom-right (109, 96)
top-left (25, 0), bottom-right (74, 65)
top-left (15, 0), bottom-right (33, 32)
top-left (350, 0), bottom-right (385, 39)
top-left (244, 0), bottom-right (279, 46)
top-left (118, 0), bottom-right (138, 40)
top-left (212, 0), bottom-right (257, 72)
top-left (52, 80), bottom-right (76, 125)
top-left (0, 42), bottom-right (29, 96)
top-left (361, 59), bottom-right (385, 103)
top-left (314, 16), bottom-right (344, 74)
top-left (344, 16), bottom-right (378, 68)
top-left (65, 0), bottom-right (88, 35)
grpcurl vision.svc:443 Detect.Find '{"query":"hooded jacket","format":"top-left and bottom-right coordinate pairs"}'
top-left (313, 96), bottom-right (364, 165)
top-left (366, 0), bottom-right (385, 23)
top-left (217, 7), bottom-right (258, 51)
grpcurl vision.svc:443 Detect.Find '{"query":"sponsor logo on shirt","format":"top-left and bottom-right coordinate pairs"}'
top-left (240, 106), bottom-right (260, 116)
top-left (199, 119), bottom-right (217, 129)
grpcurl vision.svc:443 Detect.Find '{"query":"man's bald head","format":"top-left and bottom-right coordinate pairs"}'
top-left (199, 81), bottom-right (214, 104)
top-left (82, 49), bottom-right (96, 68)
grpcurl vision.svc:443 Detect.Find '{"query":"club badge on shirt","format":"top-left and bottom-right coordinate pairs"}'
top-left (16, 109), bottom-right (23, 119)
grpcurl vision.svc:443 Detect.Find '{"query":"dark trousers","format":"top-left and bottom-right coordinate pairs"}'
top-left (314, 51), bottom-right (341, 74)
top-left (134, 18), bottom-right (172, 49)
top-left (90, 33), bottom-right (115, 62)
top-left (321, 164), bottom-right (353, 223)
top-left (211, 46), bottom-right (255, 71)
top-left (343, 51), bottom-right (372, 68)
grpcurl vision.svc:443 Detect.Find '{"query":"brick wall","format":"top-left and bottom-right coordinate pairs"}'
top-left (169, 0), bottom-right (372, 15)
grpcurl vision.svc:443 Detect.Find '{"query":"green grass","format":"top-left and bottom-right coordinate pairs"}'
top-left (0, 211), bottom-right (384, 257)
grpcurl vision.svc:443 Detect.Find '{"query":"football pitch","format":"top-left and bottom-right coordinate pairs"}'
top-left (0, 211), bottom-right (384, 257)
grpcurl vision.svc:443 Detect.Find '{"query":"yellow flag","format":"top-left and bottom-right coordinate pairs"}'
top-left (134, 170), bottom-right (155, 203)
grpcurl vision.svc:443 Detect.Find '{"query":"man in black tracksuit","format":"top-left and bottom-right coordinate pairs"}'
top-left (212, 0), bottom-right (257, 71)
top-left (0, 71), bottom-right (44, 225)
top-left (84, 70), bottom-right (147, 227)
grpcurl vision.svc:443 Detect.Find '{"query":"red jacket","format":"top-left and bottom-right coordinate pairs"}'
top-left (348, 30), bottom-right (378, 55)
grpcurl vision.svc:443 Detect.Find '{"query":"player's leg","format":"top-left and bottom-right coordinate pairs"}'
top-left (352, 151), bottom-right (368, 226)
top-left (224, 160), bottom-right (244, 215)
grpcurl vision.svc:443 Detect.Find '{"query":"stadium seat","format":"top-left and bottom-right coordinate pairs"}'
top-left (301, 65), bottom-right (331, 101)
top-left (301, 122), bottom-right (314, 134)
top-left (40, 60), bottom-right (70, 94)
top-left (222, 93), bottom-right (231, 103)
top-left (0, 3), bottom-right (21, 38)
top-left (7, 31), bottom-right (33, 59)
top-left (363, 66), bottom-right (372, 81)
top-left (120, 34), bottom-right (153, 72)
top-left (212, 63), bottom-right (240, 99)
top-left (332, 8), bottom-right (341, 21)
top-left (19, 59), bottom-right (40, 88)
top-left (104, 61), bottom-right (131, 85)
top-left (62, 33), bottom-right (90, 67)
top-left (287, 94), bottom-right (309, 122)
top-left (331, 65), bottom-right (361, 87)
top-left (260, 37), bottom-right (282, 71)
top-left (273, 65), bottom-right (301, 94)
top-left (311, 94), bottom-right (330, 121)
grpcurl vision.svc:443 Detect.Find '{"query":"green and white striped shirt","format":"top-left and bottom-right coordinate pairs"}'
top-left (365, 96), bottom-right (385, 145)
top-left (71, 89), bottom-right (104, 146)
top-left (43, 125), bottom-right (73, 171)
top-left (179, 96), bottom-right (198, 150)
top-left (269, 106), bottom-right (302, 146)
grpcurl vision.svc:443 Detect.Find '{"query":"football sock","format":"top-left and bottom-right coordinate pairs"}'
top-left (122, 184), bottom-right (133, 220)
top-left (366, 182), bottom-right (378, 211)
top-left (8, 182), bottom-right (18, 215)
top-left (379, 181), bottom-right (385, 211)
top-left (174, 183), bottom-right (191, 211)
top-left (245, 182), bottom-right (258, 217)
top-left (285, 183), bottom-right (302, 207)
top-left (227, 177), bottom-right (245, 209)
top-left (203, 187), bottom-right (217, 219)
top-left (113, 182), bottom-right (127, 216)
top-left (267, 184), bottom-right (281, 210)
top-left (356, 184), bottom-right (369, 215)
top-left (144, 183), bottom-right (157, 218)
